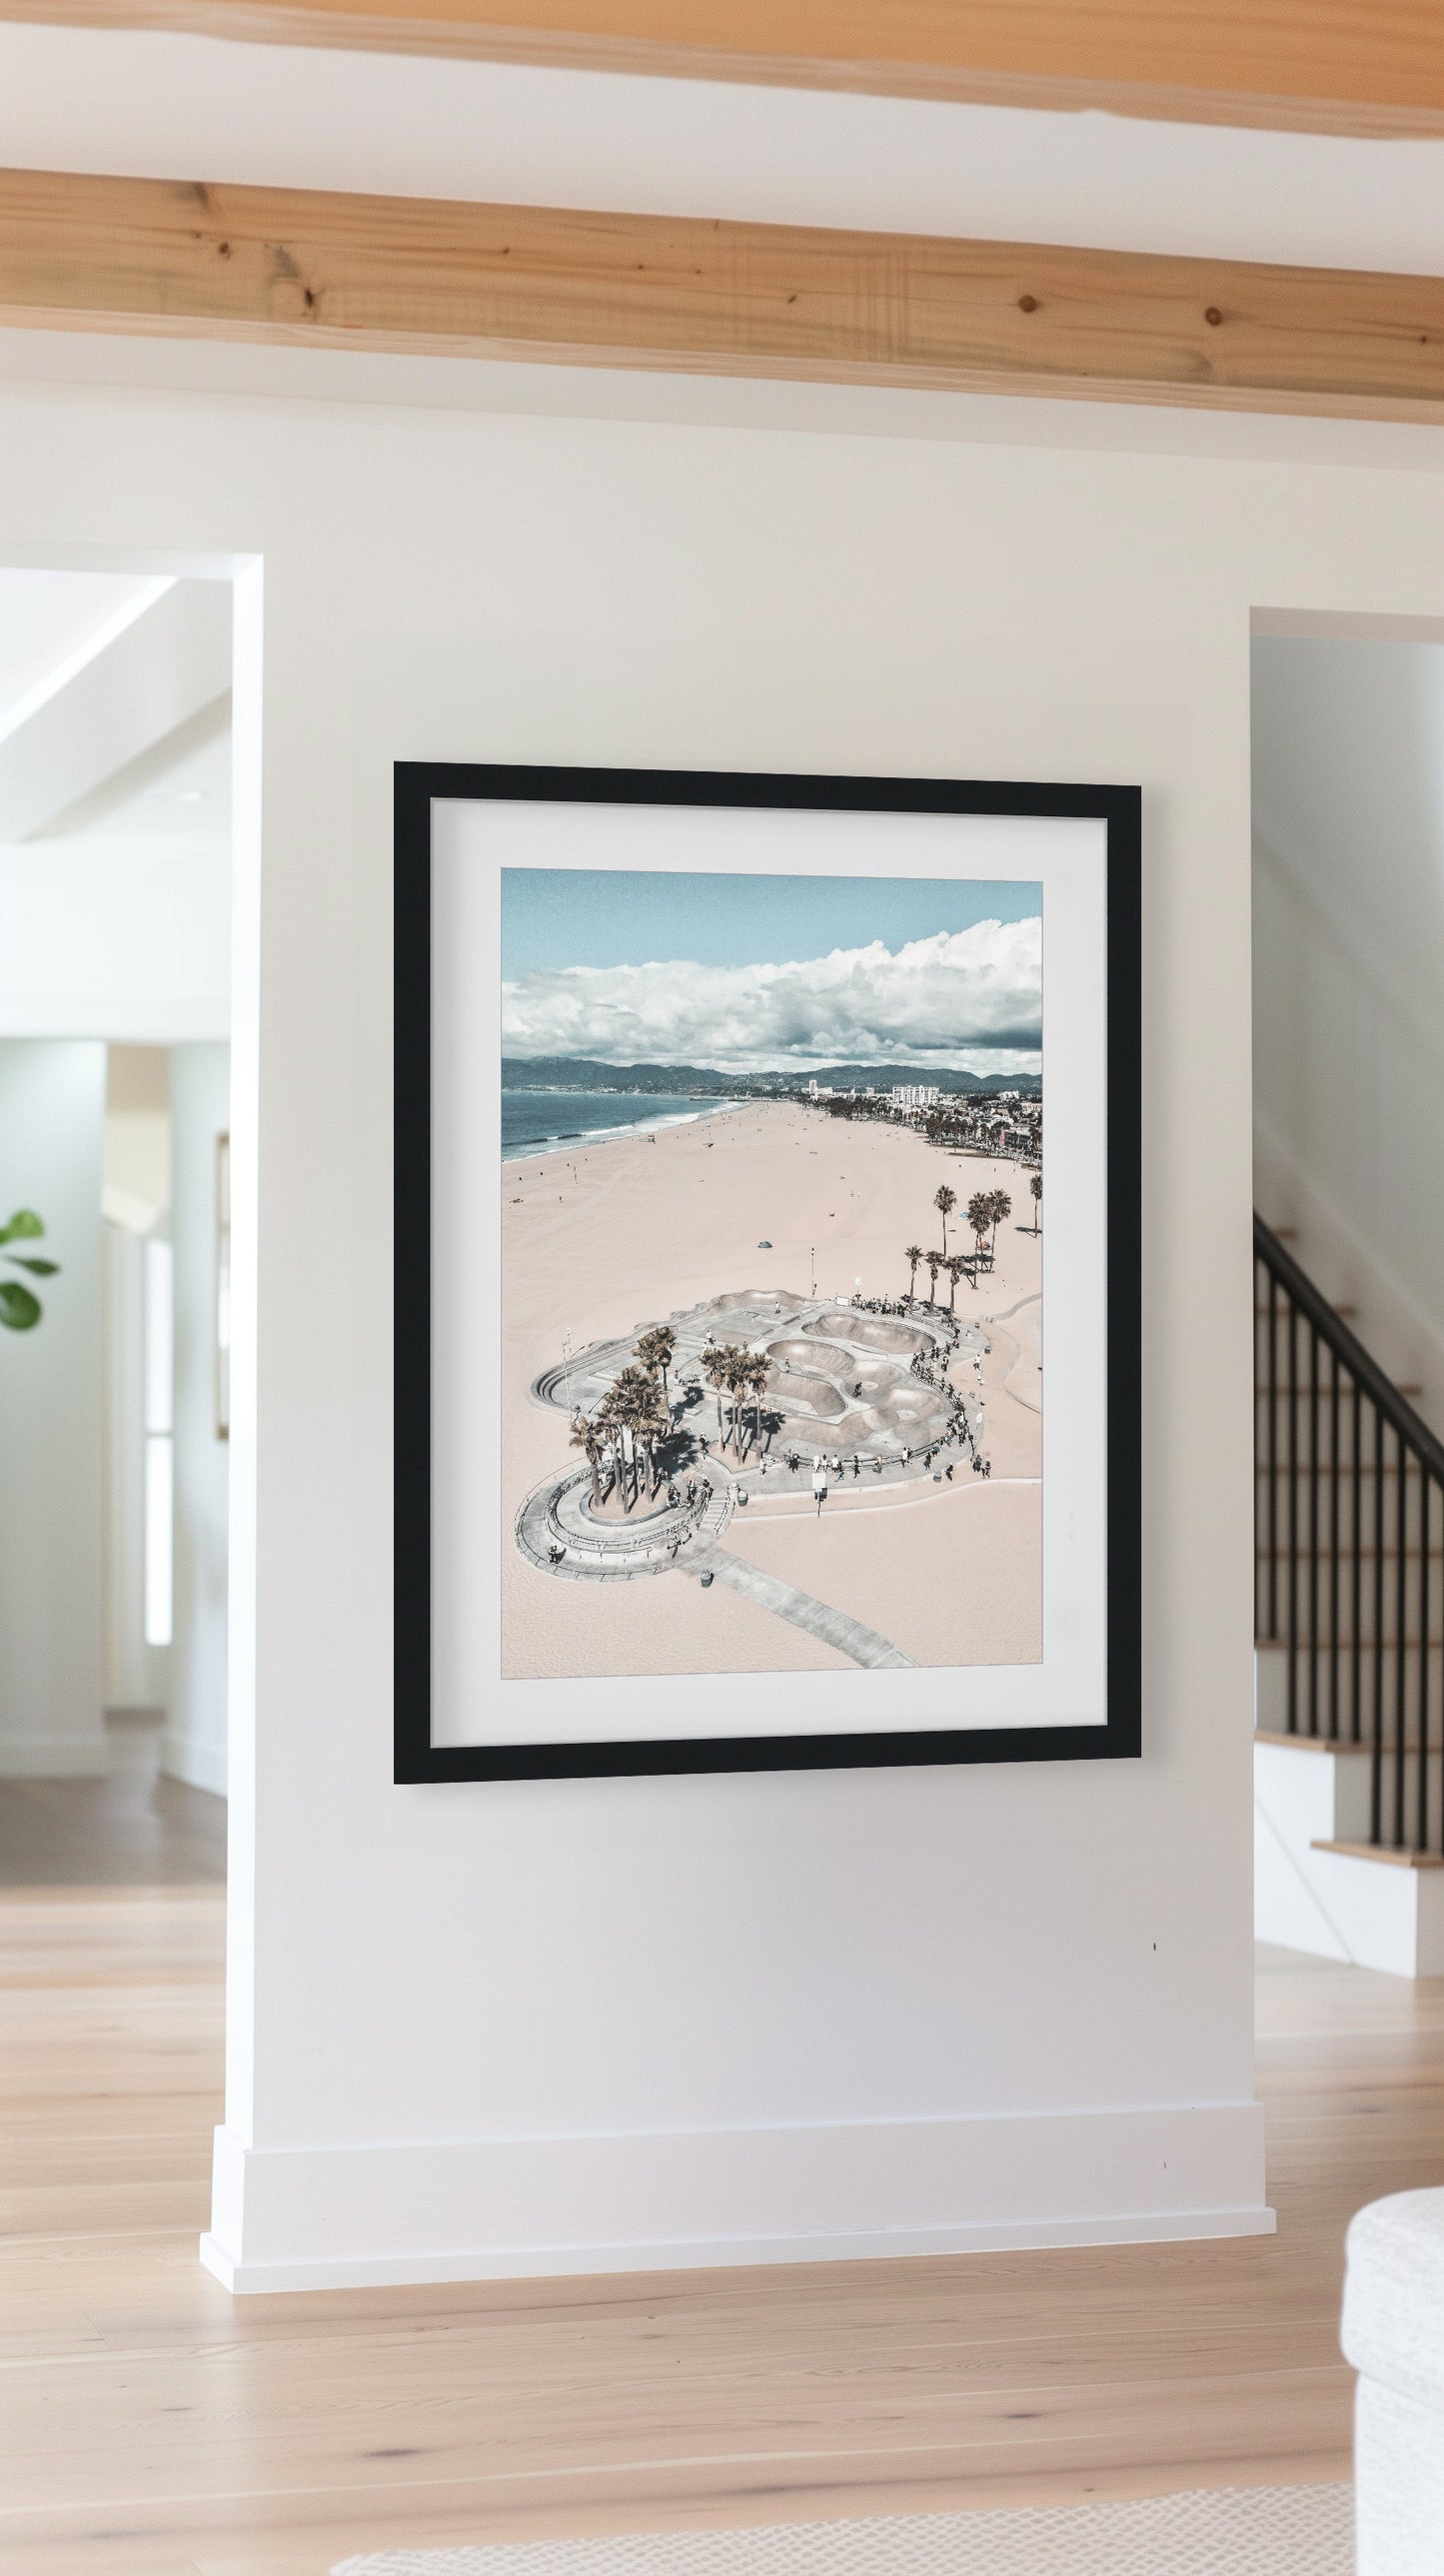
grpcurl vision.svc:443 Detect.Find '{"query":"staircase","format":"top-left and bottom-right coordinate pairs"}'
top-left (1254, 1214), bottom-right (1444, 1974)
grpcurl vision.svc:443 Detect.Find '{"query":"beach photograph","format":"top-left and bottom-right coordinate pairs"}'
top-left (500, 864), bottom-right (1042, 1683)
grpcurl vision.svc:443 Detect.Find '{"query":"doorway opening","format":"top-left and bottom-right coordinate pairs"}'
top-left (0, 562), bottom-right (237, 1900)
top-left (1251, 608), bottom-right (1444, 1972)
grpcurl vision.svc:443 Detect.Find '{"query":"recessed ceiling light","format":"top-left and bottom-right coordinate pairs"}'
top-left (153, 787), bottom-right (206, 804)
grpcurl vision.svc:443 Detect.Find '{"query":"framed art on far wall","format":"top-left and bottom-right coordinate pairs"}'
top-left (395, 763), bottom-right (1140, 1784)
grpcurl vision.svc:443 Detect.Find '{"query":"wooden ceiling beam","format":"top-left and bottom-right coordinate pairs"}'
top-left (3, 166), bottom-right (1444, 420)
top-left (3, 0), bottom-right (1444, 136)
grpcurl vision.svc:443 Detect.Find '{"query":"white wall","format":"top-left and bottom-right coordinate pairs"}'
top-left (0, 1039), bottom-right (106, 1775)
top-left (1253, 636), bottom-right (1444, 1429)
top-left (12, 367), bottom-right (1435, 2291)
top-left (165, 1042), bottom-right (230, 1795)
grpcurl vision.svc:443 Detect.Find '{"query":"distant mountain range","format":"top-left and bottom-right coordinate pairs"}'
top-left (502, 1057), bottom-right (1040, 1099)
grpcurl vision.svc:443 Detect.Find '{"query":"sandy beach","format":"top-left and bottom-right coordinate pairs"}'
top-left (501, 1100), bottom-right (1041, 1682)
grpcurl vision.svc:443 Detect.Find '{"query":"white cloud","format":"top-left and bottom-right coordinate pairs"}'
top-left (502, 918), bottom-right (1041, 1074)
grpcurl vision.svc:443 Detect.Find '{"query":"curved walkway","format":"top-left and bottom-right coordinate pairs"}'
top-left (516, 1464), bottom-right (734, 1580)
top-left (678, 1541), bottom-right (915, 1670)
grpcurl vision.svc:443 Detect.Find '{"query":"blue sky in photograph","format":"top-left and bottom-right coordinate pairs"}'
top-left (501, 867), bottom-right (1043, 1075)
top-left (501, 869), bottom-right (1039, 978)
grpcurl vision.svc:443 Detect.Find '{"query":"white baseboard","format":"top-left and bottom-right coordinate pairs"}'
top-left (0, 1735), bottom-right (110, 1778)
top-left (201, 2102), bottom-right (1274, 2295)
top-left (160, 1729), bottom-right (227, 1799)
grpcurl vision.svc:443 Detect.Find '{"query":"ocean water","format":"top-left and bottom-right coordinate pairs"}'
top-left (501, 1090), bottom-right (742, 1163)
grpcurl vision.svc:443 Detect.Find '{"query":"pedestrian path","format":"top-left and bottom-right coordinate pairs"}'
top-left (515, 1465), bottom-right (733, 1579)
top-left (680, 1542), bottom-right (915, 1670)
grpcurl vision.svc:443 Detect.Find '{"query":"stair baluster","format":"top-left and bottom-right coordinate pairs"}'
top-left (1256, 1212), bottom-right (1444, 1859)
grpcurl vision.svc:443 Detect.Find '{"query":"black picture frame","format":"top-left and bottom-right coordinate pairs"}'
top-left (395, 762), bottom-right (1141, 1785)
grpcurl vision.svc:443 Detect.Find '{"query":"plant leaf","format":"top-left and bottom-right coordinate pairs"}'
top-left (0, 1281), bottom-right (41, 1330)
top-left (4, 1256), bottom-right (57, 1276)
top-left (0, 1209), bottom-right (43, 1245)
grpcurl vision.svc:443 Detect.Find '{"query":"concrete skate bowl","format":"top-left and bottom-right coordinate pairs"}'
top-left (873, 1383), bottom-right (949, 1434)
top-left (761, 1355), bottom-right (846, 1421)
top-left (801, 1313), bottom-right (930, 1357)
top-left (767, 1338), bottom-right (846, 1372)
top-left (711, 1288), bottom-right (808, 1316)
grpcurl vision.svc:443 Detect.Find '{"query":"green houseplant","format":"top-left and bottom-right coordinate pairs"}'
top-left (0, 1210), bottom-right (60, 1331)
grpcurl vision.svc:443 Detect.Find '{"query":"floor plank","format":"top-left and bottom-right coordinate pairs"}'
top-left (0, 1799), bottom-right (1432, 2576)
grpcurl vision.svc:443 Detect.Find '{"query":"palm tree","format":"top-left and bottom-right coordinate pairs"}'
top-left (605, 1364), bottom-right (656, 1510)
top-left (945, 1254), bottom-right (966, 1313)
top-left (934, 1184), bottom-right (957, 1257)
top-left (636, 1324), bottom-right (677, 1415)
top-left (988, 1188), bottom-right (1012, 1254)
top-left (723, 1346), bottom-right (754, 1456)
top-left (1030, 1170), bottom-right (1042, 1233)
top-left (925, 1251), bottom-right (941, 1306)
top-left (570, 1411), bottom-right (605, 1509)
top-left (596, 1386), bottom-right (630, 1511)
top-left (744, 1351), bottom-right (770, 1459)
top-left (702, 1341), bottom-right (730, 1448)
top-left (968, 1192), bottom-right (991, 1271)
top-left (904, 1243), bottom-right (922, 1303)
top-left (635, 1381), bottom-right (672, 1498)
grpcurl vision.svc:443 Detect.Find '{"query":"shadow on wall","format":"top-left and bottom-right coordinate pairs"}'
top-left (1252, 633), bottom-right (1444, 1435)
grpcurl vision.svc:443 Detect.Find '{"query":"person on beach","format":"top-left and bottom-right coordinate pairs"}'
top-left (811, 1463), bottom-right (827, 1517)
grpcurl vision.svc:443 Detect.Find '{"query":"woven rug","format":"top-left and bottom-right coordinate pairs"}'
top-left (333, 2483), bottom-right (1353, 2575)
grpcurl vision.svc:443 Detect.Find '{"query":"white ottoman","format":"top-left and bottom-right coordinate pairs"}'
top-left (1343, 2188), bottom-right (1444, 2572)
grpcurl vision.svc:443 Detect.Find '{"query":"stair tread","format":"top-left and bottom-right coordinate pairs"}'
top-left (1255, 1545), bottom-right (1444, 1560)
top-left (1310, 1838), bottom-right (1444, 1870)
top-left (1255, 1459), bottom-right (1429, 1474)
top-left (1256, 1634), bottom-right (1444, 1651)
top-left (1256, 1728), bottom-right (1431, 1754)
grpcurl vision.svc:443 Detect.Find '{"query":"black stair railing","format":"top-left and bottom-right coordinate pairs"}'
top-left (1256, 1213), bottom-right (1444, 1854)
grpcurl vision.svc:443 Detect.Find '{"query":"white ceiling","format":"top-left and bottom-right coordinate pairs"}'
top-left (1, 22), bottom-right (1443, 273)
top-left (0, 567), bottom-right (170, 743)
top-left (38, 698), bottom-right (231, 849)
top-left (0, 572), bottom-right (231, 849)
top-left (0, 571), bottom-right (232, 1041)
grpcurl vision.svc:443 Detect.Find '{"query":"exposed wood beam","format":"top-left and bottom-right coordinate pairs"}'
top-left (3, 0), bottom-right (1444, 137)
top-left (3, 167), bottom-right (1444, 420)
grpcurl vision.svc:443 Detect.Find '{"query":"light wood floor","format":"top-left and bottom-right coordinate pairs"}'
top-left (0, 1717), bottom-right (226, 1890)
top-left (2, 1861), bottom-right (1439, 2572)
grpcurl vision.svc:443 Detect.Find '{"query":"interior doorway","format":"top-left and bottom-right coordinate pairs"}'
top-left (1251, 609), bottom-right (1444, 1970)
top-left (0, 564), bottom-right (235, 1893)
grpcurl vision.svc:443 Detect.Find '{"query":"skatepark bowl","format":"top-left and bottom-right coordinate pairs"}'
top-left (517, 1289), bottom-right (987, 1581)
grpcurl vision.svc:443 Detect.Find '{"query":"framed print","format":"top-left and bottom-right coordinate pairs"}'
top-left (395, 763), bottom-right (1140, 1783)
